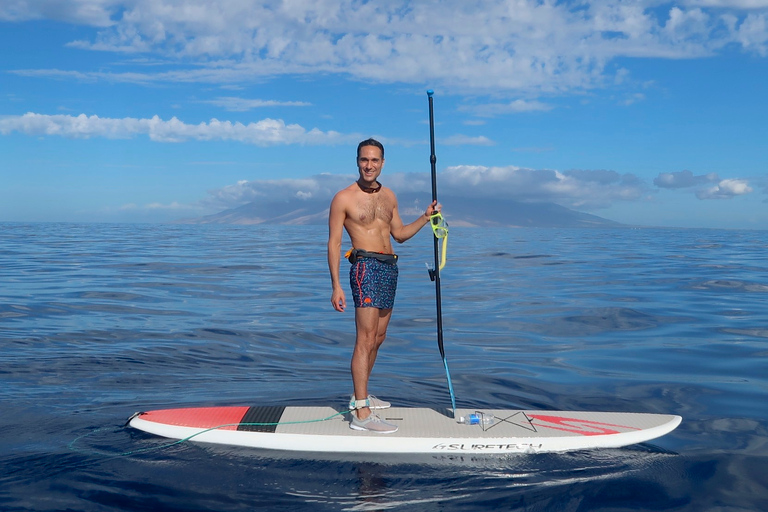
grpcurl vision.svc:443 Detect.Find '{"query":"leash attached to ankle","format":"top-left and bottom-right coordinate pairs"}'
top-left (349, 397), bottom-right (370, 410)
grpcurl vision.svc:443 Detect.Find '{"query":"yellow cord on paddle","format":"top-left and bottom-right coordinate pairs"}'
top-left (430, 212), bottom-right (448, 270)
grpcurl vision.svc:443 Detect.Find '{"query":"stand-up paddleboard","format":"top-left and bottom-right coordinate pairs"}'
top-left (129, 406), bottom-right (681, 454)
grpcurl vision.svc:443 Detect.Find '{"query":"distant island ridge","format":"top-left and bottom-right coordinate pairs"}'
top-left (179, 194), bottom-right (624, 228)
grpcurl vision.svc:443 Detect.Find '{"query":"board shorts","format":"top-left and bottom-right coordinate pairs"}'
top-left (349, 257), bottom-right (398, 309)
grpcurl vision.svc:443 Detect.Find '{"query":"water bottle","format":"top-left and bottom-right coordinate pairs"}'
top-left (457, 412), bottom-right (495, 426)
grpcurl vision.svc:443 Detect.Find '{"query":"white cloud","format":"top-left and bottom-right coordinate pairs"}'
top-left (188, 166), bottom-right (759, 215)
top-left (144, 201), bottom-right (194, 211)
top-left (460, 99), bottom-right (555, 117)
top-left (654, 169), bottom-right (720, 188)
top-left (197, 166), bottom-right (649, 214)
top-left (685, 0), bottom-right (768, 8)
top-left (654, 170), bottom-right (753, 200)
top-left (0, 112), bottom-right (353, 145)
top-left (735, 12), bottom-right (768, 55)
top-left (198, 169), bottom-right (531, 211)
top-left (440, 135), bottom-right (495, 146)
top-left (511, 146), bottom-right (556, 153)
top-left (664, 7), bottom-right (710, 44)
top-left (200, 174), bottom-right (353, 210)
top-left (201, 97), bottom-right (311, 112)
top-left (7, 1), bottom-right (768, 93)
top-left (697, 178), bottom-right (754, 199)
top-left (0, 0), bottom-right (115, 26)
top-left (622, 92), bottom-right (646, 105)
top-left (439, 165), bottom-right (648, 209)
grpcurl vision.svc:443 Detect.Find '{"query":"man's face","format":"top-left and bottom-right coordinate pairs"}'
top-left (357, 146), bottom-right (384, 183)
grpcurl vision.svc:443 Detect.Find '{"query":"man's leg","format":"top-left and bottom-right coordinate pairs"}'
top-left (352, 306), bottom-right (392, 420)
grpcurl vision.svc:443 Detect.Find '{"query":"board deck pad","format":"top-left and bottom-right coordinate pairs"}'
top-left (129, 406), bottom-right (681, 454)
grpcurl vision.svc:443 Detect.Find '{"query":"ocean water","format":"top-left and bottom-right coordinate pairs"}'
top-left (1, 222), bottom-right (767, 511)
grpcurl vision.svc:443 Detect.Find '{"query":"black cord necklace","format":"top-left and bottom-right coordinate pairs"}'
top-left (357, 180), bottom-right (382, 194)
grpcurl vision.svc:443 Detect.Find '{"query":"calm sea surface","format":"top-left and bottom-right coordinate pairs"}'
top-left (1, 222), bottom-right (767, 511)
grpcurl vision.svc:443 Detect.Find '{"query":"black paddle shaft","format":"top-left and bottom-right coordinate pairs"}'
top-left (427, 91), bottom-right (445, 359)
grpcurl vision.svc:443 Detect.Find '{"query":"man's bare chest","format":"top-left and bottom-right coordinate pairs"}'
top-left (356, 196), bottom-right (393, 224)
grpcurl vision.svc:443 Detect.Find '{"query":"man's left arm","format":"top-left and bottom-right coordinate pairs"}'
top-left (390, 199), bottom-right (439, 244)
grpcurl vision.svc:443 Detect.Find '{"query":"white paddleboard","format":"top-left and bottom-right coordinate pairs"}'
top-left (128, 406), bottom-right (681, 454)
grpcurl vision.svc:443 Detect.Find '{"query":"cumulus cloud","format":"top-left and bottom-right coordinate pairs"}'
top-left (0, 0), bottom-right (115, 26)
top-left (197, 165), bottom-right (650, 214)
top-left (654, 170), bottom-right (753, 200)
top-left (197, 168), bottom-right (606, 212)
top-left (685, 0), bottom-right (768, 9)
top-left (199, 174), bottom-right (354, 211)
top-left (6, 1), bottom-right (768, 93)
top-left (435, 166), bottom-right (647, 209)
top-left (199, 171), bottom-right (441, 210)
top-left (654, 169), bottom-right (720, 188)
top-left (696, 179), bottom-right (754, 199)
top-left (186, 165), bottom-right (758, 215)
top-left (734, 12), bottom-right (768, 55)
top-left (0, 112), bottom-right (354, 145)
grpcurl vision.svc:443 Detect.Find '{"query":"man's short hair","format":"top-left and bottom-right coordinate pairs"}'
top-left (357, 138), bottom-right (384, 159)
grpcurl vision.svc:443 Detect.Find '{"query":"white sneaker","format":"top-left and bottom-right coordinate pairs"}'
top-left (349, 412), bottom-right (398, 434)
top-left (349, 394), bottom-right (391, 410)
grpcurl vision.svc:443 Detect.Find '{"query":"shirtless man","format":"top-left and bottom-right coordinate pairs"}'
top-left (328, 138), bottom-right (439, 433)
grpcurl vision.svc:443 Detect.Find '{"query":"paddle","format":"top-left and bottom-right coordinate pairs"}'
top-left (426, 90), bottom-right (457, 415)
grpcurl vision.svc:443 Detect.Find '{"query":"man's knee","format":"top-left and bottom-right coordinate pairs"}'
top-left (355, 322), bottom-right (379, 347)
top-left (355, 332), bottom-right (378, 348)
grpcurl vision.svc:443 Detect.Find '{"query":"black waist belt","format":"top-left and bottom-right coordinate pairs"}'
top-left (347, 249), bottom-right (398, 265)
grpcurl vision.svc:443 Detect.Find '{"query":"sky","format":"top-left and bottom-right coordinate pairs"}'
top-left (1, 0), bottom-right (767, 229)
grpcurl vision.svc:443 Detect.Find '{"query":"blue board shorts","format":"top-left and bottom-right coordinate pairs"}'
top-left (350, 257), bottom-right (398, 309)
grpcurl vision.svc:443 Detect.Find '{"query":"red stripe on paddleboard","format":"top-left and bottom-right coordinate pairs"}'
top-left (528, 414), bottom-right (641, 436)
top-left (140, 407), bottom-right (250, 431)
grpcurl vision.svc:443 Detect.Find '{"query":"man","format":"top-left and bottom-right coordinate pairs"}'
top-left (328, 138), bottom-right (439, 433)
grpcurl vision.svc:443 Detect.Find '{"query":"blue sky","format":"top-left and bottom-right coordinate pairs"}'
top-left (1, 0), bottom-right (767, 229)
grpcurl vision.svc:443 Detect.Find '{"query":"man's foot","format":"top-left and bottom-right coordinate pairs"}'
top-left (349, 412), bottom-right (398, 434)
top-left (349, 394), bottom-right (391, 410)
